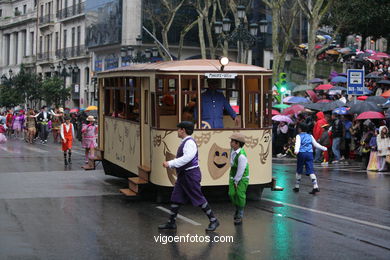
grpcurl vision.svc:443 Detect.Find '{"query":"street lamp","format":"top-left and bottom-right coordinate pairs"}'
top-left (8, 68), bottom-right (13, 77)
top-left (237, 5), bottom-right (246, 19)
top-left (222, 18), bottom-right (232, 33)
top-left (152, 47), bottom-right (158, 57)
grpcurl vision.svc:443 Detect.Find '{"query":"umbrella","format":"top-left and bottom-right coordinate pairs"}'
top-left (338, 47), bottom-right (352, 54)
top-left (366, 96), bottom-right (387, 104)
top-left (333, 107), bottom-right (348, 115)
top-left (356, 111), bottom-right (385, 120)
top-left (306, 90), bottom-right (318, 103)
top-left (273, 104), bottom-right (290, 109)
top-left (337, 73), bottom-right (348, 77)
top-left (378, 80), bottom-right (390, 85)
top-left (357, 96), bottom-right (368, 101)
top-left (316, 99), bottom-right (331, 103)
top-left (370, 52), bottom-right (390, 60)
top-left (346, 100), bottom-right (363, 107)
top-left (357, 52), bottom-right (372, 59)
top-left (349, 101), bottom-right (383, 114)
top-left (309, 78), bottom-right (324, 84)
top-left (326, 49), bottom-right (339, 55)
top-left (331, 76), bottom-right (347, 83)
top-left (86, 106), bottom-right (98, 111)
top-left (381, 90), bottom-right (390, 98)
top-left (282, 104), bottom-right (305, 115)
top-left (316, 35), bottom-right (325, 41)
top-left (365, 73), bottom-right (382, 80)
top-left (272, 115), bottom-right (293, 124)
top-left (271, 109), bottom-right (281, 116)
top-left (282, 96), bottom-right (294, 103)
top-left (304, 100), bottom-right (345, 112)
top-left (285, 96), bottom-right (310, 104)
top-left (286, 82), bottom-right (297, 89)
top-left (70, 108), bottom-right (79, 113)
top-left (86, 110), bottom-right (98, 117)
top-left (332, 86), bottom-right (347, 91)
top-left (315, 84), bottom-right (333, 91)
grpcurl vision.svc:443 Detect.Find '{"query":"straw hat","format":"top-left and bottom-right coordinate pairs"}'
top-left (230, 133), bottom-right (246, 144)
top-left (86, 115), bottom-right (95, 122)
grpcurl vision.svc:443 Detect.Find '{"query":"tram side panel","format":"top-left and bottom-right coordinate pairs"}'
top-left (150, 129), bottom-right (272, 187)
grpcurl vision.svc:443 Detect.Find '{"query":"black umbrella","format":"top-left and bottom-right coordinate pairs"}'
top-left (378, 80), bottom-right (390, 85)
top-left (349, 101), bottom-right (383, 114)
top-left (346, 100), bottom-right (364, 107)
top-left (365, 96), bottom-right (387, 104)
top-left (365, 72), bottom-right (382, 80)
top-left (304, 100), bottom-right (346, 112)
top-left (357, 53), bottom-right (372, 59)
top-left (331, 86), bottom-right (347, 91)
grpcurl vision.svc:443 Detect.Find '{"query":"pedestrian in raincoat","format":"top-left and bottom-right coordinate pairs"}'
top-left (228, 132), bottom-right (249, 225)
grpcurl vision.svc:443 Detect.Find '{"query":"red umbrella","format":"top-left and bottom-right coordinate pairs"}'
top-left (316, 99), bottom-right (331, 103)
top-left (306, 90), bottom-right (318, 102)
top-left (370, 52), bottom-right (390, 60)
top-left (357, 96), bottom-right (368, 101)
top-left (282, 104), bottom-right (305, 115)
top-left (315, 84), bottom-right (333, 91)
top-left (381, 90), bottom-right (390, 98)
top-left (356, 111), bottom-right (385, 120)
top-left (272, 109), bottom-right (281, 116)
top-left (70, 108), bottom-right (79, 113)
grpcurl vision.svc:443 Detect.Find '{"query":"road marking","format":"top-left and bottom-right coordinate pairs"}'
top-left (262, 198), bottom-right (390, 231)
top-left (23, 145), bottom-right (48, 153)
top-left (156, 206), bottom-right (202, 226)
top-left (0, 145), bottom-right (21, 154)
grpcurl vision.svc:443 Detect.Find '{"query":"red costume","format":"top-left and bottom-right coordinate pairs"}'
top-left (313, 112), bottom-right (328, 141)
top-left (61, 123), bottom-right (74, 151)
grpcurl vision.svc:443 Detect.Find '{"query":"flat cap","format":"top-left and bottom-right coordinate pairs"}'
top-left (177, 121), bottom-right (194, 130)
top-left (230, 132), bottom-right (246, 144)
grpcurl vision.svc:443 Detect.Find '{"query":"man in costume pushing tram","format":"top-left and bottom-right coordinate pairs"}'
top-left (159, 121), bottom-right (220, 232)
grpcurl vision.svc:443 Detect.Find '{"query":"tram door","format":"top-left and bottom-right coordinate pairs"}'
top-left (141, 77), bottom-right (151, 167)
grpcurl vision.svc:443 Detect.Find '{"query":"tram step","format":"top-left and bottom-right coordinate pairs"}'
top-left (138, 165), bottom-right (151, 181)
top-left (120, 189), bottom-right (137, 196)
top-left (128, 177), bottom-right (148, 193)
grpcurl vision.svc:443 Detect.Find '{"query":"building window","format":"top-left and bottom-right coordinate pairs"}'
top-left (77, 26), bottom-right (81, 47)
top-left (0, 9), bottom-right (3, 17)
top-left (6, 35), bottom-right (10, 65)
top-left (23, 5), bottom-right (27, 14)
top-left (23, 30), bottom-right (27, 57)
top-left (63, 29), bottom-right (67, 48)
top-left (55, 32), bottom-right (59, 51)
top-left (39, 36), bottom-right (43, 54)
top-left (30, 32), bottom-right (34, 56)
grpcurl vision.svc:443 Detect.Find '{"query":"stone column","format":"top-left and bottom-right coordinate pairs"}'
top-left (26, 29), bottom-right (31, 57)
top-left (9, 33), bottom-right (15, 65)
top-left (0, 32), bottom-right (4, 67)
top-left (17, 31), bottom-right (24, 64)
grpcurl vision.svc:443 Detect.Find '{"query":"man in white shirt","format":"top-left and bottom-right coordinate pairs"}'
top-left (159, 121), bottom-right (219, 231)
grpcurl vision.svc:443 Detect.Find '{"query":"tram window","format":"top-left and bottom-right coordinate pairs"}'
top-left (126, 78), bottom-right (140, 122)
top-left (245, 77), bottom-right (261, 128)
top-left (104, 89), bottom-right (114, 116)
top-left (155, 76), bottom-right (178, 129)
top-left (262, 76), bottom-right (272, 127)
top-left (181, 77), bottom-right (198, 122)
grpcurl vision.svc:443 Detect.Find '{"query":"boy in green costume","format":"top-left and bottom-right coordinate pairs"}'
top-left (228, 133), bottom-right (249, 225)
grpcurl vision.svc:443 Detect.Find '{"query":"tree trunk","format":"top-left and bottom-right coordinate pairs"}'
top-left (198, 16), bottom-right (207, 59)
top-left (178, 20), bottom-right (198, 60)
top-left (306, 18), bottom-right (319, 83)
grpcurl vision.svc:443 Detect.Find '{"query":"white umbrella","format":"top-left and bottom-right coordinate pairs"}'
top-left (272, 115), bottom-right (293, 124)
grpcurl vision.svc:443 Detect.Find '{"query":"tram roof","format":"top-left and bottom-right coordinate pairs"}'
top-left (99, 59), bottom-right (272, 75)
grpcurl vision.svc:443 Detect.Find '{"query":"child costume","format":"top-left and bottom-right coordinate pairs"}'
top-left (60, 121), bottom-right (75, 165)
top-left (228, 133), bottom-right (249, 225)
top-left (294, 129), bottom-right (327, 194)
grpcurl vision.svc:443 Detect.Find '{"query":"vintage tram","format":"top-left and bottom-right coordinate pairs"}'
top-left (97, 59), bottom-right (277, 199)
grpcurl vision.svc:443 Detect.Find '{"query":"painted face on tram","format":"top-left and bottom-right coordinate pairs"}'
top-left (208, 143), bottom-right (230, 180)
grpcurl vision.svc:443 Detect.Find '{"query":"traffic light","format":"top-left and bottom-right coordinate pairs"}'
top-left (277, 72), bottom-right (287, 94)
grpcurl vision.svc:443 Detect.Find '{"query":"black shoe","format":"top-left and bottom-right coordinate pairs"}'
top-left (64, 159), bottom-right (68, 166)
top-left (68, 158), bottom-right (72, 164)
top-left (206, 220), bottom-right (219, 232)
top-left (309, 188), bottom-right (320, 195)
top-left (292, 187), bottom-right (299, 192)
top-left (158, 222), bottom-right (177, 230)
top-left (234, 217), bottom-right (242, 225)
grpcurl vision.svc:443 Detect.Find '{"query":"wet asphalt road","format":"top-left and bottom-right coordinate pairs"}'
top-left (0, 138), bottom-right (389, 260)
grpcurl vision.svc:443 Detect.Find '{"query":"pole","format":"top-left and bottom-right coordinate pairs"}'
top-left (142, 26), bottom-right (173, 61)
top-left (63, 69), bottom-right (66, 108)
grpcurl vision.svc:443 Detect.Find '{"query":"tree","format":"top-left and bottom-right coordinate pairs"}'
top-left (11, 65), bottom-right (43, 108)
top-left (41, 76), bottom-right (71, 107)
top-left (263, 0), bottom-right (300, 83)
top-left (298, 0), bottom-right (335, 82)
top-left (0, 78), bottom-right (22, 108)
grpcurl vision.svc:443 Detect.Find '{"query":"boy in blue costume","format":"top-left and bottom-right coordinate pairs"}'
top-left (293, 123), bottom-right (327, 195)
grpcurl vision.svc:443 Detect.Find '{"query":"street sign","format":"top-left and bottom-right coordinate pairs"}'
top-left (347, 69), bottom-right (364, 95)
top-left (205, 73), bottom-right (237, 79)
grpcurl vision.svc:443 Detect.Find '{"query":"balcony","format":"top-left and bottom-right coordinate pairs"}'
top-left (39, 14), bottom-right (54, 28)
top-left (37, 52), bottom-right (55, 62)
top-left (56, 45), bottom-right (88, 59)
top-left (57, 3), bottom-right (85, 21)
top-left (0, 12), bottom-right (37, 29)
top-left (22, 56), bottom-right (37, 64)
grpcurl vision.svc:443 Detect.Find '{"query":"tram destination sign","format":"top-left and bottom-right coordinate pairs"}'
top-left (205, 73), bottom-right (237, 79)
top-left (347, 69), bottom-right (364, 95)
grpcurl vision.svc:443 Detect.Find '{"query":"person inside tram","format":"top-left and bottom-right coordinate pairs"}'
top-left (195, 79), bottom-right (240, 128)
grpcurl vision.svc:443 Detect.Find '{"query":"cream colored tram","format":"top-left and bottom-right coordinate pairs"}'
top-left (97, 59), bottom-right (276, 198)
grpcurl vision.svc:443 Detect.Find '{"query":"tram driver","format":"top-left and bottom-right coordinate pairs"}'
top-left (195, 79), bottom-right (240, 128)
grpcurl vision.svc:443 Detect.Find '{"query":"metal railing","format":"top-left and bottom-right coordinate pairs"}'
top-left (37, 52), bottom-right (55, 61)
top-left (39, 14), bottom-right (54, 25)
top-left (56, 3), bottom-right (85, 20)
top-left (56, 45), bottom-right (87, 58)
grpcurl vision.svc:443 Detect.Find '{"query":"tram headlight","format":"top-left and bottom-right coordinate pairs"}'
top-left (219, 57), bottom-right (229, 66)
